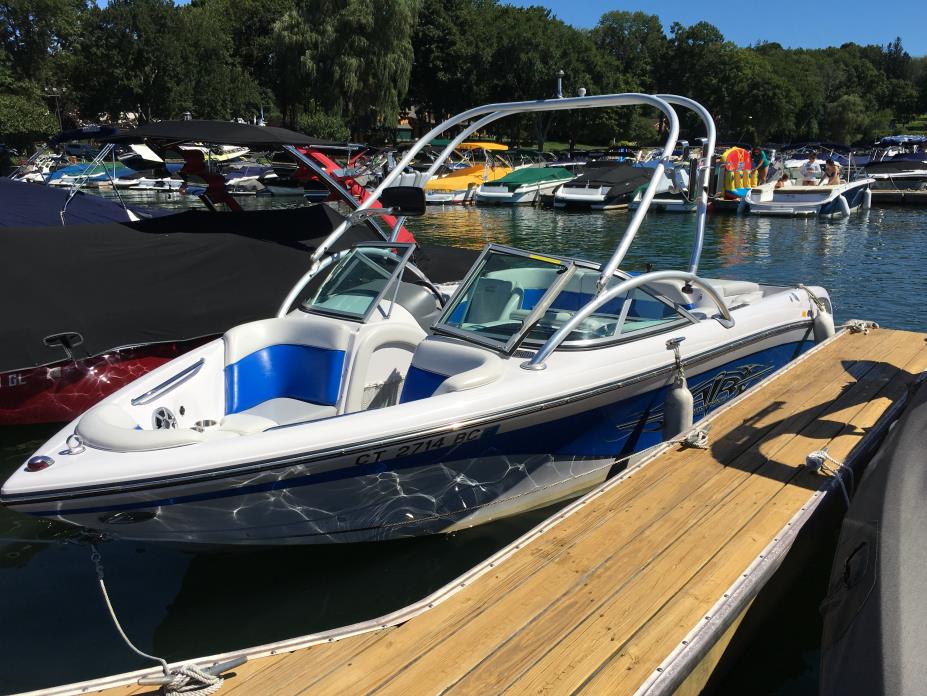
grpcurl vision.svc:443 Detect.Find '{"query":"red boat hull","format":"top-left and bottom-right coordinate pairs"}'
top-left (0, 340), bottom-right (209, 426)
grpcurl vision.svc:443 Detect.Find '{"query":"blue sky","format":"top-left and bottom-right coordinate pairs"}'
top-left (507, 1), bottom-right (927, 56)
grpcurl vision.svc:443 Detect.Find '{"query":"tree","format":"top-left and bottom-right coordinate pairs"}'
top-left (274, 0), bottom-right (419, 137)
top-left (69, 0), bottom-right (189, 121)
top-left (0, 0), bottom-right (85, 85)
top-left (0, 92), bottom-right (58, 148)
top-left (591, 11), bottom-right (666, 92)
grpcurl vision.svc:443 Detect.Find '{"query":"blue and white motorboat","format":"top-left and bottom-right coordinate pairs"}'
top-left (1, 94), bottom-right (836, 545)
top-left (743, 164), bottom-right (874, 218)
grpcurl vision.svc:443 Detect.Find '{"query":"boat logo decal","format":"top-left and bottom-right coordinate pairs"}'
top-left (616, 363), bottom-right (775, 433)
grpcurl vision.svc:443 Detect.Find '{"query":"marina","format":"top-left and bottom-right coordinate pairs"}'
top-left (29, 324), bottom-right (927, 695)
top-left (2, 4), bottom-right (927, 692)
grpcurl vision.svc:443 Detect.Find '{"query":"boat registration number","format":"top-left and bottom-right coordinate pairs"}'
top-left (354, 426), bottom-right (486, 465)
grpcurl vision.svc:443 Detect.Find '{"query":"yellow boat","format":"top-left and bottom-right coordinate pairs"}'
top-left (425, 142), bottom-right (512, 204)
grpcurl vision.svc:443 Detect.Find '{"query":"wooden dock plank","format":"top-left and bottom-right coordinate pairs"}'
top-left (362, 332), bottom-right (919, 694)
top-left (581, 348), bottom-right (927, 693)
top-left (308, 348), bottom-right (868, 693)
top-left (80, 329), bottom-right (926, 696)
top-left (445, 344), bottom-right (918, 695)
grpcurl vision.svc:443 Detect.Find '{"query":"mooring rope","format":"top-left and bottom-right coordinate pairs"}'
top-left (805, 448), bottom-right (854, 506)
top-left (87, 542), bottom-right (227, 695)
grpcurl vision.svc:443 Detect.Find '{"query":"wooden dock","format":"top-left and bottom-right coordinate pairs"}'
top-left (871, 189), bottom-right (927, 206)
top-left (46, 327), bottom-right (927, 696)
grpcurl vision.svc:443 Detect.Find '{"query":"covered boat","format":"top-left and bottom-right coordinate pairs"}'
top-left (0, 121), bottom-right (430, 426)
top-left (553, 161), bottom-right (653, 209)
top-left (819, 380), bottom-right (927, 696)
top-left (1, 94), bottom-right (836, 545)
top-left (473, 165), bottom-right (575, 205)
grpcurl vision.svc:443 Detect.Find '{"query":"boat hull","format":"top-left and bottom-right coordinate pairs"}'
top-left (746, 180), bottom-right (872, 217)
top-left (7, 328), bottom-right (812, 544)
top-left (475, 180), bottom-right (567, 205)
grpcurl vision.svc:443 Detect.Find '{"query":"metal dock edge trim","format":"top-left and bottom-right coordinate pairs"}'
top-left (634, 356), bottom-right (922, 696)
top-left (21, 330), bottom-right (852, 696)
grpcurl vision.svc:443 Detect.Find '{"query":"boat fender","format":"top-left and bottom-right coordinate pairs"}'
top-left (814, 308), bottom-right (836, 342)
top-left (800, 283), bottom-right (836, 342)
top-left (862, 188), bottom-right (872, 210)
top-left (837, 194), bottom-right (851, 217)
top-left (662, 337), bottom-right (694, 441)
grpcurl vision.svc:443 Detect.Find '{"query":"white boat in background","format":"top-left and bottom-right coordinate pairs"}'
top-left (744, 177), bottom-right (873, 216)
top-left (2, 93), bottom-right (836, 546)
top-left (474, 166), bottom-right (575, 205)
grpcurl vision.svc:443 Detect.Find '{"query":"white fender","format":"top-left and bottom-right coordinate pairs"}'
top-left (837, 194), bottom-right (851, 217)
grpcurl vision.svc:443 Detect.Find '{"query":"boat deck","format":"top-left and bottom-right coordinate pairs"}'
top-left (76, 327), bottom-right (927, 696)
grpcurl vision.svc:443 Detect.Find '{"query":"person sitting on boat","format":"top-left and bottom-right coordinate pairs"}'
top-left (750, 145), bottom-right (769, 184)
top-left (799, 152), bottom-right (821, 185)
top-left (820, 158), bottom-right (841, 186)
top-left (774, 175), bottom-right (788, 189)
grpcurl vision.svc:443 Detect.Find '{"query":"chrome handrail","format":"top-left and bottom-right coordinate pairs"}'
top-left (130, 358), bottom-right (205, 406)
top-left (521, 271), bottom-right (735, 370)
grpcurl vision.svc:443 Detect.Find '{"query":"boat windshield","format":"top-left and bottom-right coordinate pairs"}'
top-left (300, 243), bottom-right (415, 322)
top-left (434, 246), bottom-right (692, 353)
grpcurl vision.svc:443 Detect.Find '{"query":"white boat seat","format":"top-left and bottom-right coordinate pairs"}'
top-left (704, 278), bottom-right (762, 297)
top-left (220, 398), bottom-right (337, 434)
top-left (400, 338), bottom-right (504, 403)
top-left (223, 316), bottom-right (351, 416)
top-left (76, 403), bottom-right (205, 452)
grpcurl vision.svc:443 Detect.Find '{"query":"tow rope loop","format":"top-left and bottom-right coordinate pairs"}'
top-left (798, 283), bottom-right (827, 313)
top-left (88, 542), bottom-right (228, 695)
top-left (805, 449), bottom-right (854, 507)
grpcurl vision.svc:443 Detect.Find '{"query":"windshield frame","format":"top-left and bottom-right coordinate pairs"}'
top-left (432, 244), bottom-right (697, 354)
top-left (298, 242), bottom-right (416, 323)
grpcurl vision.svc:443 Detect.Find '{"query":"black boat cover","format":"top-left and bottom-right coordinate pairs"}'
top-left (1, 205), bottom-right (477, 372)
top-left (107, 121), bottom-right (333, 147)
top-left (819, 380), bottom-right (927, 696)
top-left (0, 177), bottom-right (168, 227)
top-left (562, 161), bottom-right (652, 191)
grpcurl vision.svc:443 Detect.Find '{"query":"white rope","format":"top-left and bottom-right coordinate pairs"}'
top-left (667, 427), bottom-right (710, 450)
top-left (798, 283), bottom-right (828, 313)
top-left (840, 319), bottom-right (879, 335)
top-left (88, 543), bottom-right (228, 696)
top-left (805, 449), bottom-right (854, 506)
top-left (162, 665), bottom-right (224, 696)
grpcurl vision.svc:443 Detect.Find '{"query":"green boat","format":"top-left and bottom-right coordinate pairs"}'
top-left (474, 166), bottom-right (576, 205)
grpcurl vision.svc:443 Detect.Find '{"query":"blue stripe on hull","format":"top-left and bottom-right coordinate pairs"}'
top-left (29, 338), bottom-right (813, 538)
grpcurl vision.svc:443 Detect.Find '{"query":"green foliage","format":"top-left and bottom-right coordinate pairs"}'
top-left (273, 0), bottom-right (418, 136)
top-left (0, 0), bottom-right (922, 147)
top-left (0, 92), bottom-right (58, 147)
top-left (297, 102), bottom-right (349, 140)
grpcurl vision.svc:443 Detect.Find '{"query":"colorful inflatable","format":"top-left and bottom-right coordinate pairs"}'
top-left (720, 146), bottom-right (757, 199)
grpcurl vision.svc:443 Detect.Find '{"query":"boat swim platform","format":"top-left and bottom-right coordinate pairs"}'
top-left (41, 326), bottom-right (927, 696)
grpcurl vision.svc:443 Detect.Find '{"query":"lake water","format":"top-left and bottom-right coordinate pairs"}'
top-left (2, 199), bottom-right (925, 694)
